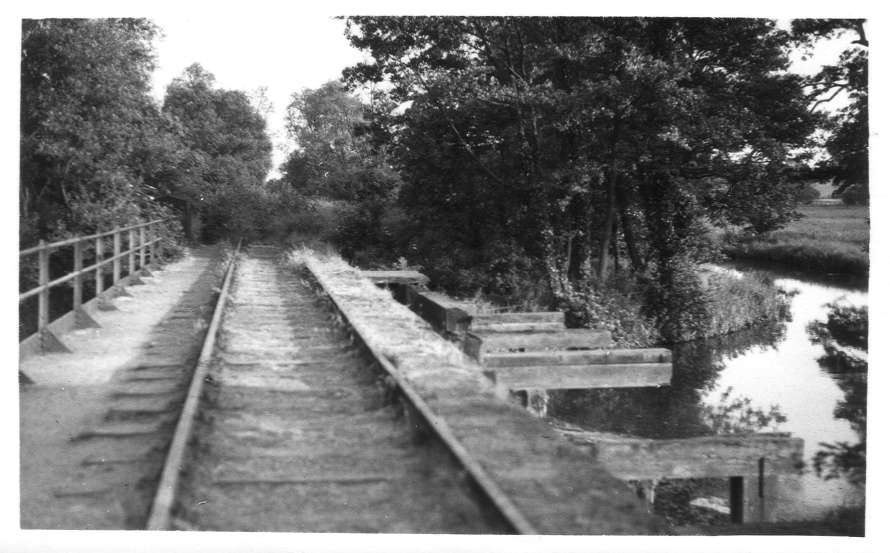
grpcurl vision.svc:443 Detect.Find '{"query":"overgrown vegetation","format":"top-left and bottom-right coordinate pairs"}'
top-left (298, 17), bottom-right (837, 344)
top-left (19, 18), bottom-right (294, 336)
top-left (20, 19), bottom-right (183, 246)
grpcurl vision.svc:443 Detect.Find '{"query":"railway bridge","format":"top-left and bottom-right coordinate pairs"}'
top-left (18, 227), bottom-right (802, 532)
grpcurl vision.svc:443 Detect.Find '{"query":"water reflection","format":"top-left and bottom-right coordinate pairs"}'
top-left (549, 268), bottom-right (868, 527)
top-left (807, 303), bottom-right (868, 486)
top-left (549, 320), bottom-right (787, 439)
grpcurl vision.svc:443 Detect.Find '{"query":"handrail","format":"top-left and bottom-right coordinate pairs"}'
top-left (18, 237), bottom-right (163, 302)
top-left (19, 219), bottom-right (166, 256)
top-left (19, 219), bottom-right (170, 338)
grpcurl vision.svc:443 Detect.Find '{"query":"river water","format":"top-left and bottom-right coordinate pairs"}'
top-left (549, 263), bottom-right (867, 524)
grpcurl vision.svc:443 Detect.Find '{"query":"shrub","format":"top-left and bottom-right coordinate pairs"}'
top-left (795, 183), bottom-right (821, 204)
top-left (702, 269), bottom-right (791, 336)
top-left (841, 183), bottom-right (869, 206)
top-left (560, 279), bottom-right (659, 348)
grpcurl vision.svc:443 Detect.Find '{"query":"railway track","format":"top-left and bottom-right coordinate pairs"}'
top-left (145, 244), bottom-right (525, 532)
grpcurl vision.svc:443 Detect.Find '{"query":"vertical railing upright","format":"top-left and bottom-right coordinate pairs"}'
top-left (112, 228), bottom-right (121, 285)
top-left (148, 226), bottom-right (155, 266)
top-left (37, 240), bottom-right (49, 332)
top-left (139, 226), bottom-right (146, 270)
top-left (128, 228), bottom-right (136, 276)
top-left (95, 235), bottom-right (104, 295)
top-left (73, 240), bottom-right (83, 310)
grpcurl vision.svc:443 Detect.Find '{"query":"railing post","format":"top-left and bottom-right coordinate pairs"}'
top-left (128, 228), bottom-right (136, 276)
top-left (156, 224), bottom-right (165, 263)
top-left (139, 226), bottom-right (146, 269)
top-left (113, 228), bottom-right (121, 285)
top-left (149, 224), bottom-right (157, 266)
top-left (95, 236), bottom-right (104, 295)
top-left (37, 240), bottom-right (49, 331)
top-left (73, 240), bottom-right (83, 309)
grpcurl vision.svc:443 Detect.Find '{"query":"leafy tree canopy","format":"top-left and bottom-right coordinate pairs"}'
top-left (161, 63), bottom-right (273, 239)
top-left (163, 63), bottom-right (273, 198)
top-left (20, 18), bottom-right (180, 242)
top-left (341, 17), bottom-right (819, 341)
top-left (281, 80), bottom-right (399, 202)
top-left (792, 19), bottom-right (868, 190)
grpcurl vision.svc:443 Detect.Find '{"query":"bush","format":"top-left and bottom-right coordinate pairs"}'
top-left (560, 278), bottom-right (659, 347)
top-left (702, 269), bottom-right (791, 336)
top-left (795, 183), bottom-right (821, 204)
top-left (841, 183), bottom-right (869, 206)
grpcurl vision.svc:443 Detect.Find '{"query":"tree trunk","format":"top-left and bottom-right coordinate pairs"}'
top-left (597, 160), bottom-right (618, 281)
top-left (617, 182), bottom-right (645, 272)
top-left (597, 120), bottom-right (622, 281)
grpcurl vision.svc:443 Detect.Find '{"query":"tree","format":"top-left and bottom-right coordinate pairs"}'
top-left (281, 80), bottom-right (394, 201)
top-left (20, 18), bottom-right (180, 243)
top-left (343, 17), bottom-right (816, 339)
top-left (792, 19), bottom-right (868, 191)
top-left (162, 64), bottom-right (273, 239)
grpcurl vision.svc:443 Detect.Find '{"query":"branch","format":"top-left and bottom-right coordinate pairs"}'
top-left (854, 21), bottom-right (868, 47)
top-left (806, 81), bottom-right (850, 98)
top-left (394, 56), bottom-right (507, 187)
top-left (809, 86), bottom-right (846, 113)
top-left (447, 121), bottom-right (506, 186)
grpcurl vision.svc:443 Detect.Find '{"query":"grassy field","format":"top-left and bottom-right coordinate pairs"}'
top-left (723, 205), bottom-right (869, 278)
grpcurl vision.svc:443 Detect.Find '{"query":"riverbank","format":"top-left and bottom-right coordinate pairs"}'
top-left (722, 205), bottom-right (869, 279)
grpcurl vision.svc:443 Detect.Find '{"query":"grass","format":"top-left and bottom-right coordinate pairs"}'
top-left (701, 269), bottom-right (791, 337)
top-left (723, 205), bottom-right (869, 278)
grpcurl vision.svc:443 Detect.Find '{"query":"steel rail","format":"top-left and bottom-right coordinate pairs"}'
top-left (145, 241), bottom-right (241, 530)
top-left (305, 262), bottom-right (539, 535)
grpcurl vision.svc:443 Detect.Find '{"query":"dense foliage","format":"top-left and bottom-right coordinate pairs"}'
top-left (21, 20), bottom-right (277, 249)
top-left (792, 19), bottom-right (868, 192)
top-left (341, 17), bottom-right (817, 342)
top-left (20, 19), bottom-right (181, 244)
top-left (279, 81), bottom-right (402, 260)
top-left (19, 19), bottom-right (281, 336)
top-left (162, 64), bottom-right (274, 240)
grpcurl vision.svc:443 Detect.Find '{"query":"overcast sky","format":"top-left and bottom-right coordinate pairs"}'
top-left (148, 16), bottom-right (859, 179)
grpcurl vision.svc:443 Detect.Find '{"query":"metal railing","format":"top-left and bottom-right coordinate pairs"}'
top-left (19, 219), bottom-right (168, 335)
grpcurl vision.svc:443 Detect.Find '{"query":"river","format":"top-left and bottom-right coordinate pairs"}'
top-left (549, 263), bottom-right (867, 526)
